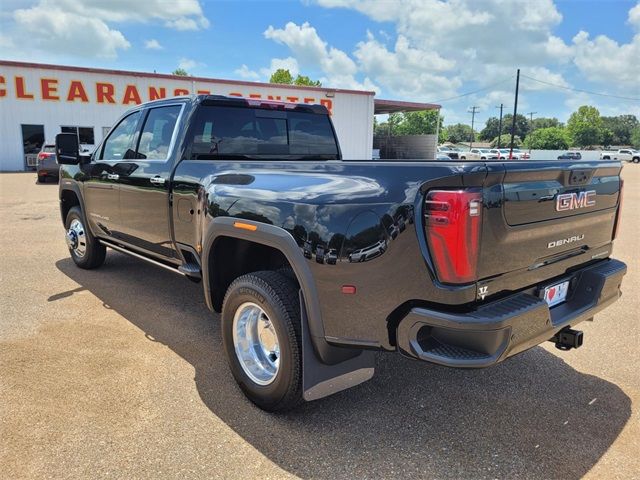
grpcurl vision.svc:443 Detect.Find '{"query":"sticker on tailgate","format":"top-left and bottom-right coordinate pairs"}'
top-left (542, 280), bottom-right (569, 307)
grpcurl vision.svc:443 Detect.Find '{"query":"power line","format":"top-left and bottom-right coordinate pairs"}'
top-left (520, 74), bottom-right (640, 102)
top-left (430, 77), bottom-right (514, 104)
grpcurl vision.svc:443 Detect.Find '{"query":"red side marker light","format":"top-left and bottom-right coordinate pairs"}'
top-left (341, 285), bottom-right (357, 294)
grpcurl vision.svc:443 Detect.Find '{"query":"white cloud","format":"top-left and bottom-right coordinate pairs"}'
top-left (629, 2), bottom-right (640, 29)
top-left (6, 0), bottom-right (209, 59)
top-left (144, 39), bottom-right (163, 50)
top-left (263, 21), bottom-right (377, 90)
top-left (13, 6), bottom-right (130, 58)
top-left (310, 0), bottom-right (640, 126)
top-left (235, 64), bottom-right (260, 80)
top-left (35, 0), bottom-right (210, 30)
top-left (521, 67), bottom-right (570, 91)
top-left (354, 32), bottom-right (458, 100)
top-left (178, 57), bottom-right (200, 71)
top-left (572, 30), bottom-right (640, 87)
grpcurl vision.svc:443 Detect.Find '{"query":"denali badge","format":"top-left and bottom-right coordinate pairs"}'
top-left (548, 234), bottom-right (585, 249)
top-left (556, 190), bottom-right (596, 211)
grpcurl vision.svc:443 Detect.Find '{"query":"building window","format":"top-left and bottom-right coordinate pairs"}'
top-left (21, 124), bottom-right (45, 154)
top-left (61, 126), bottom-right (95, 145)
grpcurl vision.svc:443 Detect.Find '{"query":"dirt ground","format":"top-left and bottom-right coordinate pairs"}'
top-left (1, 169), bottom-right (638, 479)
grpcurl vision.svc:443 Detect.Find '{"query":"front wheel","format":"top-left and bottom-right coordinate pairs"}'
top-left (633, 157), bottom-right (640, 163)
top-left (65, 206), bottom-right (106, 269)
top-left (222, 270), bottom-right (302, 412)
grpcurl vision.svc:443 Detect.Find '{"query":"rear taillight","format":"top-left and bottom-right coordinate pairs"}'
top-left (37, 153), bottom-right (45, 160)
top-left (424, 189), bottom-right (482, 284)
top-left (613, 179), bottom-right (623, 240)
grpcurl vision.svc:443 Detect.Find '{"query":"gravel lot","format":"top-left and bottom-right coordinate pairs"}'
top-left (1, 169), bottom-right (638, 479)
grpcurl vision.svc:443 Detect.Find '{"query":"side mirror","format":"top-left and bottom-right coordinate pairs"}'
top-left (55, 133), bottom-right (80, 165)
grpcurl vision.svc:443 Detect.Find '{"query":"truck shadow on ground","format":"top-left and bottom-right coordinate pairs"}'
top-left (55, 254), bottom-right (631, 479)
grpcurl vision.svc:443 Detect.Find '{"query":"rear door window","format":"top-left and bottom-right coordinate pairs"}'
top-left (137, 105), bottom-right (182, 160)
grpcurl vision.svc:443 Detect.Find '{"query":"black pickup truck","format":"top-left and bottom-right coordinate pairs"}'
top-left (55, 95), bottom-right (626, 411)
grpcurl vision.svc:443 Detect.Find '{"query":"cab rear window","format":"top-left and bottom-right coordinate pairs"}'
top-left (187, 106), bottom-right (339, 160)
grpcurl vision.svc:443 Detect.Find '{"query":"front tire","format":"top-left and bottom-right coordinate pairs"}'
top-left (633, 157), bottom-right (640, 164)
top-left (65, 206), bottom-right (106, 269)
top-left (222, 271), bottom-right (302, 412)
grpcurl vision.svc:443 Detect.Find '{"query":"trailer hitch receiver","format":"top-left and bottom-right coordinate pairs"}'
top-left (551, 327), bottom-right (584, 351)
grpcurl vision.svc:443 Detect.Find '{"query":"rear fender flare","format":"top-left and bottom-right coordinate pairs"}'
top-left (201, 216), bottom-right (356, 365)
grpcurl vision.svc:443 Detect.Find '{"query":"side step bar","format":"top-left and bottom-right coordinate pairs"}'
top-left (100, 239), bottom-right (186, 276)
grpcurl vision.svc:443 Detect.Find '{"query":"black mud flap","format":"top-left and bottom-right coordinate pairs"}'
top-left (301, 295), bottom-right (375, 401)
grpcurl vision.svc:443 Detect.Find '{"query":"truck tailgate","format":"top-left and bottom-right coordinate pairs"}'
top-left (477, 161), bottom-right (622, 298)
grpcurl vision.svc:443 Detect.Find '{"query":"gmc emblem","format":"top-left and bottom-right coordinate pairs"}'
top-left (556, 190), bottom-right (596, 211)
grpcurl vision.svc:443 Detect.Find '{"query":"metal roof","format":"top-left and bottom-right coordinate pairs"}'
top-left (374, 98), bottom-right (441, 114)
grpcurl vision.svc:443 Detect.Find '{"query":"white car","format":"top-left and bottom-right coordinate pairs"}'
top-left (600, 149), bottom-right (640, 163)
top-left (489, 148), bottom-right (531, 160)
top-left (459, 148), bottom-right (499, 160)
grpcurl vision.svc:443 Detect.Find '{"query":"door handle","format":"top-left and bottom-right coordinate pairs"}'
top-left (107, 173), bottom-right (119, 180)
top-left (150, 176), bottom-right (166, 185)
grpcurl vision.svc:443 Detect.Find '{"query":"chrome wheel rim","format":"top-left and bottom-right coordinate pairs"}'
top-left (66, 218), bottom-right (87, 258)
top-left (232, 302), bottom-right (280, 385)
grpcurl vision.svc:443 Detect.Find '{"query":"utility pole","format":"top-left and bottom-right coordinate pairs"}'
top-left (526, 111), bottom-right (537, 154)
top-left (496, 103), bottom-right (505, 148)
top-left (468, 106), bottom-right (479, 149)
top-left (509, 68), bottom-right (520, 158)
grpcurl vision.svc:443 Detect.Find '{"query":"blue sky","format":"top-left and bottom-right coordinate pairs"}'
top-left (1, 0), bottom-right (639, 127)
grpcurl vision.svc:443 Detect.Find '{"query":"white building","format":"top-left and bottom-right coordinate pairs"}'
top-left (0, 60), bottom-right (438, 171)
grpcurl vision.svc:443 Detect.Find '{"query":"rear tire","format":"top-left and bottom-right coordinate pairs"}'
top-left (633, 157), bottom-right (640, 163)
top-left (65, 206), bottom-right (106, 269)
top-left (222, 270), bottom-right (302, 412)
top-left (38, 175), bottom-right (46, 183)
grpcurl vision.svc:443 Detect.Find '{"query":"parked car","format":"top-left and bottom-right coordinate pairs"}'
top-left (348, 240), bottom-right (387, 262)
top-left (510, 148), bottom-right (530, 160)
top-left (489, 148), bottom-right (531, 160)
top-left (325, 248), bottom-right (337, 265)
top-left (459, 148), bottom-right (499, 160)
top-left (436, 153), bottom-right (452, 161)
top-left (600, 149), bottom-right (640, 163)
top-left (36, 143), bottom-right (58, 183)
top-left (557, 151), bottom-right (582, 160)
top-left (55, 94), bottom-right (626, 412)
top-left (437, 146), bottom-right (459, 159)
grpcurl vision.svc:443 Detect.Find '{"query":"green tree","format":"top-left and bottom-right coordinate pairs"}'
top-left (567, 105), bottom-right (604, 147)
top-left (269, 68), bottom-right (294, 84)
top-left (375, 111), bottom-right (447, 143)
top-left (269, 69), bottom-right (321, 86)
top-left (446, 123), bottom-right (475, 143)
top-left (532, 117), bottom-right (562, 129)
top-left (631, 127), bottom-right (640, 149)
top-left (480, 114), bottom-right (531, 142)
top-left (294, 74), bottom-right (321, 86)
top-left (524, 127), bottom-right (570, 149)
top-left (491, 134), bottom-right (522, 148)
top-left (172, 68), bottom-right (189, 76)
top-left (479, 117), bottom-right (501, 141)
top-left (601, 115), bottom-right (639, 145)
top-left (501, 114), bottom-right (530, 141)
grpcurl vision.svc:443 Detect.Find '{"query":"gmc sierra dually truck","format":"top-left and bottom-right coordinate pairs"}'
top-left (55, 95), bottom-right (626, 412)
